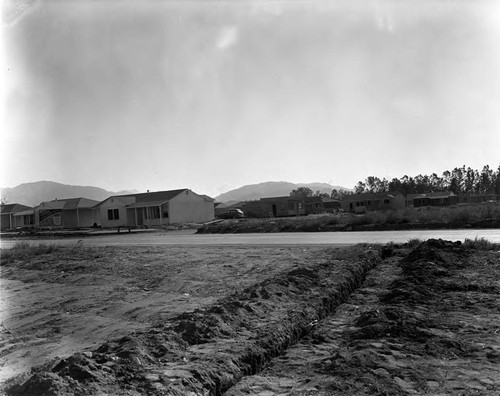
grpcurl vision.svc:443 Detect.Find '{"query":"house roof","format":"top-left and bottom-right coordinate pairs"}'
top-left (104, 189), bottom-right (188, 204)
top-left (36, 197), bottom-right (100, 210)
top-left (341, 191), bottom-right (402, 202)
top-left (127, 200), bottom-right (170, 209)
top-left (413, 191), bottom-right (456, 200)
top-left (1, 203), bottom-right (32, 214)
top-left (13, 209), bottom-right (35, 216)
top-left (260, 196), bottom-right (304, 202)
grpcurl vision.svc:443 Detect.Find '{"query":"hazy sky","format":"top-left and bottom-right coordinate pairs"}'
top-left (2, 0), bottom-right (500, 197)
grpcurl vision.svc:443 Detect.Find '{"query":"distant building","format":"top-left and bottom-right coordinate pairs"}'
top-left (1, 203), bottom-right (33, 230)
top-left (305, 196), bottom-right (341, 215)
top-left (341, 191), bottom-right (405, 213)
top-left (95, 189), bottom-right (215, 228)
top-left (413, 191), bottom-right (459, 207)
top-left (260, 196), bottom-right (306, 217)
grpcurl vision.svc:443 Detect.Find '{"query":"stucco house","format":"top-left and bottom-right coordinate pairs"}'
top-left (95, 189), bottom-right (215, 228)
top-left (341, 191), bottom-right (405, 213)
top-left (1, 203), bottom-right (33, 230)
top-left (33, 197), bottom-right (100, 228)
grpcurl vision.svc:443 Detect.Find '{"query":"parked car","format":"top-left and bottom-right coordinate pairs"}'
top-left (219, 208), bottom-right (245, 219)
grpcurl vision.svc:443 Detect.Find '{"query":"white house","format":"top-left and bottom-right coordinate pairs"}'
top-left (95, 189), bottom-right (215, 228)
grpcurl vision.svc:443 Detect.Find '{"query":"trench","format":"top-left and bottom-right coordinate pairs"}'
top-left (5, 248), bottom-right (384, 396)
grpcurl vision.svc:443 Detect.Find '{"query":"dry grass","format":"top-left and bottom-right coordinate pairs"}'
top-left (463, 237), bottom-right (500, 251)
top-left (1, 242), bottom-right (59, 264)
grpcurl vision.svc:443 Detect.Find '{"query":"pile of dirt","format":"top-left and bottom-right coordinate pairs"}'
top-left (224, 239), bottom-right (500, 395)
top-left (3, 249), bottom-right (381, 395)
top-left (321, 239), bottom-right (500, 394)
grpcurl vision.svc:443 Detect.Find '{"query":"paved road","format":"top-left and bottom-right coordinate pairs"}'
top-left (1, 229), bottom-right (499, 249)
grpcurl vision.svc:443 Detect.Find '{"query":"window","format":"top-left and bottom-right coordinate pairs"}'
top-left (384, 199), bottom-right (390, 204)
top-left (108, 209), bottom-right (119, 220)
top-left (144, 206), bottom-right (160, 219)
top-left (298, 203), bottom-right (303, 209)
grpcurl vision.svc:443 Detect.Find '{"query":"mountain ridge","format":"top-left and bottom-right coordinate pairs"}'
top-left (214, 181), bottom-right (352, 203)
top-left (1, 181), bottom-right (138, 207)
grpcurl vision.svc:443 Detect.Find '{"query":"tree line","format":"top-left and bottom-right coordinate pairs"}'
top-left (352, 164), bottom-right (500, 196)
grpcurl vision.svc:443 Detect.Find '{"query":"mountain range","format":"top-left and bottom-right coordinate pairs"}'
top-left (1, 181), bottom-right (138, 207)
top-left (213, 181), bottom-right (351, 204)
top-left (1, 181), bottom-right (352, 207)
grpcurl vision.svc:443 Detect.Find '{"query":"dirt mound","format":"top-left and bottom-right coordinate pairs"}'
top-left (4, 249), bottom-right (381, 395)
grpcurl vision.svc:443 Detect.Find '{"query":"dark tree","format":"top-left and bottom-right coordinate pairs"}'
top-left (290, 187), bottom-right (314, 199)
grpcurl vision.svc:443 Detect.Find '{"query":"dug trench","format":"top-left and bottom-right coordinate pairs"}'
top-left (3, 247), bottom-right (382, 395)
top-left (226, 239), bottom-right (500, 395)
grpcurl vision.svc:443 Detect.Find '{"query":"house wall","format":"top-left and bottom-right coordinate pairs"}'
top-left (62, 209), bottom-right (98, 228)
top-left (98, 196), bottom-right (135, 228)
top-left (36, 209), bottom-right (63, 228)
top-left (169, 190), bottom-right (214, 224)
top-left (1, 214), bottom-right (12, 230)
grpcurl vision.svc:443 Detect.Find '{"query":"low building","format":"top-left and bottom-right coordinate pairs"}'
top-left (413, 191), bottom-right (459, 207)
top-left (1, 203), bottom-right (33, 230)
top-left (260, 196), bottom-right (306, 217)
top-left (305, 197), bottom-right (341, 214)
top-left (95, 189), bottom-right (215, 228)
top-left (341, 191), bottom-right (405, 213)
top-left (34, 197), bottom-right (100, 228)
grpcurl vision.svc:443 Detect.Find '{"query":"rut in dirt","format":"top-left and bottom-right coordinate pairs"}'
top-left (4, 247), bottom-right (382, 396)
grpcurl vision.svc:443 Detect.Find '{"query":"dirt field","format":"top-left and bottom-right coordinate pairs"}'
top-left (1, 239), bottom-right (499, 395)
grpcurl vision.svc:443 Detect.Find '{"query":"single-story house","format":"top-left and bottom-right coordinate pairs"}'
top-left (305, 197), bottom-right (341, 215)
top-left (1, 203), bottom-right (33, 230)
top-left (413, 191), bottom-right (459, 207)
top-left (34, 197), bottom-right (101, 228)
top-left (95, 189), bottom-right (215, 228)
top-left (341, 191), bottom-right (405, 213)
top-left (248, 196), bottom-right (306, 218)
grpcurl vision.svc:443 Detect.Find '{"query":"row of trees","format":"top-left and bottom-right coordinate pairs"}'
top-left (353, 164), bottom-right (500, 196)
top-left (289, 164), bottom-right (500, 199)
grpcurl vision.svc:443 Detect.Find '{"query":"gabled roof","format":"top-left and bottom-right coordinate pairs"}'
top-left (1, 203), bottom-right (32, 214)
top-left (133, 189), bottom-right (188, 203)
top-left (36, 197), bottom-right (100, 210)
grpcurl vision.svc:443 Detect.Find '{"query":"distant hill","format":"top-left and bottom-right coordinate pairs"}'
top-left (215, 181), bottom-right (352, 204)
top-left (1, 181), bottom-right (138, 207)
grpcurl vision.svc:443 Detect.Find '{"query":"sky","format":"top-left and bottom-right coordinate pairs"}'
top-left (2, 0), bottom-right (500, 197)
